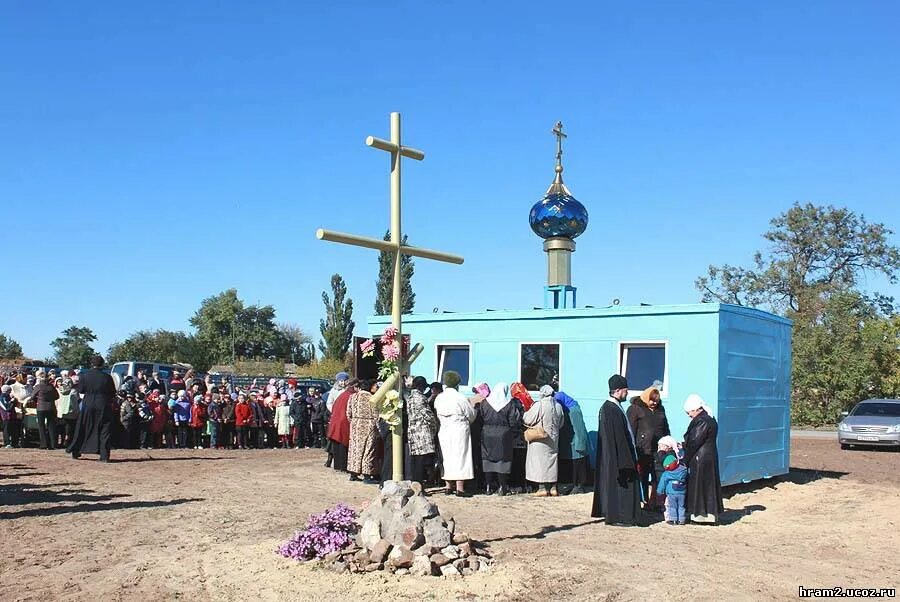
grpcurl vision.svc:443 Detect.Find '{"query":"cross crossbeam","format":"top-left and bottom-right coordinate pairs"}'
top-left (365, 136), bottom-right (425, 161)
top-left (315, 112), bottom-right (464, 481)
top-left (315, 229), bottom-right (464, 264)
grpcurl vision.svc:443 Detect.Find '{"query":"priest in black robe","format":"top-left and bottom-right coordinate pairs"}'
top-left (591, 374), bottom-right (642, 525)
top-left (68, 355), bottom-right (116, 462)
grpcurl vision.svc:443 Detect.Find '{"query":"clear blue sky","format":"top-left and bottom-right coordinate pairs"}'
top-left (3, 1), bottom-right (899, 359)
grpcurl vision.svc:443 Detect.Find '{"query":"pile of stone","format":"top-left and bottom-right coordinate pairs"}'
top-left (322, 481), bottom-right (494, 577)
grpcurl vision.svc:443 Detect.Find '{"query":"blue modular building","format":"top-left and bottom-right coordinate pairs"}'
top-left (369, 302), bottom-right (792, 486)
top-left (367, 123), bottom-right (792, 485)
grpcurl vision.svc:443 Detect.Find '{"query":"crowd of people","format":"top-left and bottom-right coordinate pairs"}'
top-left (323, 370), bottom-right (724, 526)
top-left (1, 361), bottom-right (724, 526)
top-left (0, 365), bottom-right (329, 452)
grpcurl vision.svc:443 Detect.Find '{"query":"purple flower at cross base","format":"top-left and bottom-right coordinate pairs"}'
top-left (276, 502), bottom-right (359, 561)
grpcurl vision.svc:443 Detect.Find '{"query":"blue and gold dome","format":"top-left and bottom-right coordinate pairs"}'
top-left (529, 122), bottom-right (588, 240)
top-left (529, 187), bottom-right (588, 239)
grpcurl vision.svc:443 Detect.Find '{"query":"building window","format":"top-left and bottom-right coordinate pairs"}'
top-left (519, 343), bottom-right (560, 391)
top-left (437, 345), bottom-right (470, 386)
top-left (619, 342), bottom-right (667, 393)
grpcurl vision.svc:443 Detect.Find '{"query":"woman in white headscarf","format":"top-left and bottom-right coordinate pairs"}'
top-left (682, 394), bottom-right (723, 523)
top-left (522, 384), bottom-right (565, 496)
top-left (476, 382), bottom-right (523, 496)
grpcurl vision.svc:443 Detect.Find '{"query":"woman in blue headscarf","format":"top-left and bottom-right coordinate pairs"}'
top-left (555, 391), bottom-right (590, 494)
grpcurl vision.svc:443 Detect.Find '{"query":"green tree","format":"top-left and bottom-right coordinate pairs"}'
top-left (189, 289), bottom-right (286, 364)
top-left (106, 329), bottom-right (213, 371)
top-left (275, 323), bottom-right (315, 365)
top-left (696, 203), bottom-right (900, 425)
top-left (790, 291), bottom-right (898, 424)
top-left (319, 274), bottom-right (355, 360)
top-left (696, 202), bottom-right (900, 315)
top-left (374, 230), bottom-right (415, 315)
top-left (0, 333), bottom-right (24, 360)
top-left (51, 326), bottom-right (98, 368)
top-left (190, 289), bottom-right (243, 363)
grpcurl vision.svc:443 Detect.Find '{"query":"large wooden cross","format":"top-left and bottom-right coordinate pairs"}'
top-left (316, 112), bottom-right (464, 481)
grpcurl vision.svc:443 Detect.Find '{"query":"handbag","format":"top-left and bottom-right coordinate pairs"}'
top-left (524, 397), bottom-right (549, 442)
top-left (524, 426), bottom-right (548, 442)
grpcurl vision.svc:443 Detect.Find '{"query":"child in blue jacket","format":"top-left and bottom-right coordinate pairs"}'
top-left (657, 453), bottom-right (688, 525)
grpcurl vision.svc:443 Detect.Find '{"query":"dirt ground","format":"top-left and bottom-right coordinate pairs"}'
top-left (1, 439), bottom-right (897, 602)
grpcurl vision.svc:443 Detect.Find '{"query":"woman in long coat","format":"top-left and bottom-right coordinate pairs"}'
top-left (406, 376), bottom-right (438, 486)
top-left (555, 391), bottom-right (590, 494)
top-left (682, 394), bottom-right (724, 523)
top-left (523, 385), bottom-right (565, 496)
top-left (326, 381), bottom-right (353, 472)
top-left (346, 380), bottom-right (379, 483)
top-left (508, 382), bottom-right (532, 491)
top-left (433, 371), bottom-right (476, 496)
top-left (477, 382), bottom-right (522, 496)
top-left (627, 386), bottom-right (670, 509)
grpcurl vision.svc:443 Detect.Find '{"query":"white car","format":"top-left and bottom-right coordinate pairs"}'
top-left (838, 399), bottom-right (900, 450)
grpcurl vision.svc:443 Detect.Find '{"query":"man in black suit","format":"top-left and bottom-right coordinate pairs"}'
top-left (68, 355), bottom-right (116, 462)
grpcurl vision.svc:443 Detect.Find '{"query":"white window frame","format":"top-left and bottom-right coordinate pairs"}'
top-left (518, 341), bottom-right (562, 392)
top-left (435, 343), bottom-right (472, 387)
top-left (617, 340), bottom-right (669, 399)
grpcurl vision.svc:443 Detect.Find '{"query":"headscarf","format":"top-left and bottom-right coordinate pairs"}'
top-left (539, 385), bottom-right (555, 400)
top-left (554, 391), bottom-right (578, 410)
top-left (641, 387), bottom-right (659, 405)
top-left (485, 382), bottom-right (510, 413)
top-left (657, 435), bottom-right (679, 454)
top-left (326, 374), bottom-right (348, 411)
top-left (473, 383), bottom-right (491, 398)
top-left (510, 382), bottom-right (534, 411)
top-left (683, 393), bottom-right (712, 416)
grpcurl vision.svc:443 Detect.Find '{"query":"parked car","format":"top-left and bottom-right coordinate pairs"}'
top-left (109, 360), bottom-right (192, 393)
top-left (838, 399), bottom-right (900, 450)
top-left (294, 378), bottom-right (332, 393)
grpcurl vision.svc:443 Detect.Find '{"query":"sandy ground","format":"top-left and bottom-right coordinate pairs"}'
top-left (1, 439), bottom-right (898, 602)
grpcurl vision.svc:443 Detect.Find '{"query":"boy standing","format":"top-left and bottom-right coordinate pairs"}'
top-left (656, 454), bottom-right (688, 525)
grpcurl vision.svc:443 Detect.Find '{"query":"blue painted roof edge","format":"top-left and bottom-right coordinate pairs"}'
top-left (368, 302), bottom-right (792, 326)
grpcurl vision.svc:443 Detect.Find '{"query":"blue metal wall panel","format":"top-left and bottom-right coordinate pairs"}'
top-left (717, 306), bottom-right (793, 485)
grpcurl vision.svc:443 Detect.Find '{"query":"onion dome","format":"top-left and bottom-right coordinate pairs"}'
top-left (528, 121), bottom-right (588, 239)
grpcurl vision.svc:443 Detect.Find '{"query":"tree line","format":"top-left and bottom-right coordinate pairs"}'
top-left (1, 238), bottom-right (417, 373)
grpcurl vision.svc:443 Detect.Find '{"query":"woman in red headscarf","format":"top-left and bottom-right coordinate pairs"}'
top-left (510, 382), bottom-right (534, 411)
top-left (508, 382), bottom-right (534, 491)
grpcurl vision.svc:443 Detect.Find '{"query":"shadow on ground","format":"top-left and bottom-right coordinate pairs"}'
top-left (0, 497), bottom-right (204, 520)
top-left (480, 519), bottom-right (598, 543)
top-left (109, 456), bottom-right (236, 463)
top-left (723, 467), bottom-right (849, 498)
top-left (0, 472), bottom-right (49, 479)
top-left (0, 481), bottom-right (131, 507)
top-left (719, 504), bottom-right (767, 525)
